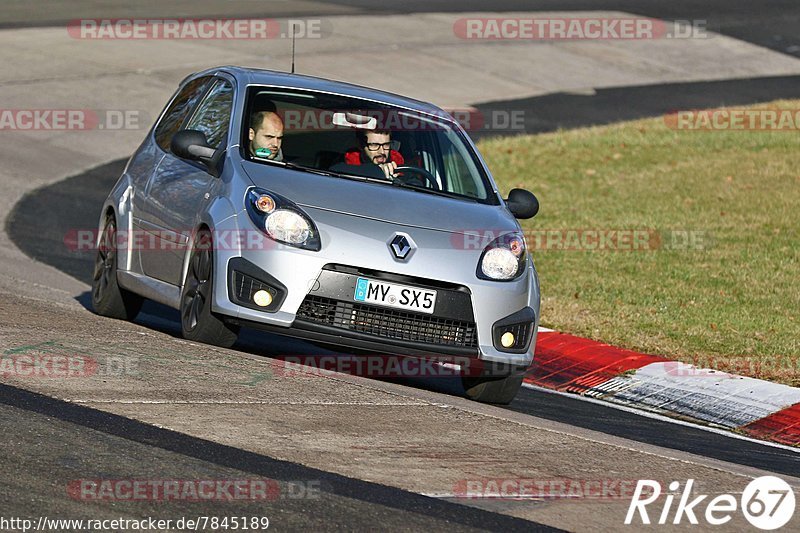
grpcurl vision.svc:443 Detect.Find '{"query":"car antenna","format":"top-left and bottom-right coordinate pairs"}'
top-left (290, 22), bottom-right (297, 74)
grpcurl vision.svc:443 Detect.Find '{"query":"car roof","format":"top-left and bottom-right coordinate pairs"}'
top-left (186, 65), bottom-right (451, 119)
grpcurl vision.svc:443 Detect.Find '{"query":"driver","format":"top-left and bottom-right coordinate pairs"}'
top-left (344, 129), bottom-right (404, 180)
top-left (249, 110), bottom-right (284, 161)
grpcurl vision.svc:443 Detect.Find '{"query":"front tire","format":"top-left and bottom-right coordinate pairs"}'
top-left (180, 229), bottom-right (239, 348)
top-left (462, 365), bottom-right (525, 405)
top-left (91, 215), bottom-right (143, 320)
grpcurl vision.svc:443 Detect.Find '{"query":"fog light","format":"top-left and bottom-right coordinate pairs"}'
top-left (500, 331), bottom-right (515, 348)
top-left (253, 289), bottom-right (273, 307)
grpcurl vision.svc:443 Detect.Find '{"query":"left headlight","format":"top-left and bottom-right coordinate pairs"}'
top-left (477, 232), bottom-right (527, 281)
top-left (245, 187), bottom-right (321, 251)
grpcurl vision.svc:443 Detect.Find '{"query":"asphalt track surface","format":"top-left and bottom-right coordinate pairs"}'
top-left (0, 384), bottom-right (556, 531)
top-left (4, 0), bottom-right (800, 137)
top-left (7, 159), bottom-right (800, 479)
top-left (3, 0), bottom-right (800, 60)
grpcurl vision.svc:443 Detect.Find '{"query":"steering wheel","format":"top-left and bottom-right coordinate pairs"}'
top-left (393, 166), bottom-right (439, 190)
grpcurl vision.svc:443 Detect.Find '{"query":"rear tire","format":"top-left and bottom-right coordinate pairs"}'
top-left (462, 366), bottom-right (525, 405)
top-left (91, 215), bottom-right (143, 320)
top-left (180, 229), bottom-right (239, 348)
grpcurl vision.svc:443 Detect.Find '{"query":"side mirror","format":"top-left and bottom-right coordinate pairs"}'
top-left (505, 188), bottom-right (539, 219)
top-left (170, 130), bottom-right (222, 177)
top-left (171, 129), bottom-right (216, 160)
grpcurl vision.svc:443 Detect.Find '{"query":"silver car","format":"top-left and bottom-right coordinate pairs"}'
top-left (92, 66), bottom-right (540, 404)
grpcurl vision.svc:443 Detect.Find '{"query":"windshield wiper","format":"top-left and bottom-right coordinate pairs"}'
top-left (252, 157), bottom-right (340, 178)
top-left (388, 179), bottom-right (476, 201)
top-left (279, 160), bottom-right (380, 183)
top-left (280, 160), bottom-right (342, 178)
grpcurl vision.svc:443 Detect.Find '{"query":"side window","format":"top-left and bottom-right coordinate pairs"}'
top-left (438, 130), bottom-right (485, 199)
top-left (154, 77), bottom-right (212, 151)
top-left (185, 79), bottom-right (234, 149)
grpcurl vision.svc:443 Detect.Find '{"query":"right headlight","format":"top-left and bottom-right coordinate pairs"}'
top-left (477, 232), bottom-right (527, 281)
top-left (245, 187), bottom-right (321, 251)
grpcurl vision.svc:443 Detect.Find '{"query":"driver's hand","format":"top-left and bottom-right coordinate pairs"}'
top-left (378, 161), bottom-right (398, 180)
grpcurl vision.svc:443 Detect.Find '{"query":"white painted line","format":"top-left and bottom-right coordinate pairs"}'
top-left (69, 400), bottom-right (425, 406)
top-left (420, 492), bottom-right (552, 500)
top-left (420, 491), bottom-right (748, 499)
top-left (521, 382), bottom-right (800, 453)
top-left (537, 327), bottom-right (555, 333)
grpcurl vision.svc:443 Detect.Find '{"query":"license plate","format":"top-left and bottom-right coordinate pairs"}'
top-left (353, 277), bottom-right (437, 314)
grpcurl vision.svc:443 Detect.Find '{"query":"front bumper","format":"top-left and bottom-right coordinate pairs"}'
top-left (210, 207), bottom-right (539, 367)
top-left (224, 258), bottom-right (537, 366)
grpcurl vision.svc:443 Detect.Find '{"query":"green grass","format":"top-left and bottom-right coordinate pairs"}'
top-left (478, 100), bottom-right (800, 385)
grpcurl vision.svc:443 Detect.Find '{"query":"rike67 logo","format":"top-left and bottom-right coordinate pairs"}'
top-left (626, 476), bottom-right (795, 530)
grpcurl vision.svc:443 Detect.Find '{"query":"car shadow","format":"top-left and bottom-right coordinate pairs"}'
top-left (75, 289), bottom-right (469, 398)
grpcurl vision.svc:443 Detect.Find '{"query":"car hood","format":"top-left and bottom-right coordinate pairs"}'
top-left (240, 160), bottom-right (518, 235)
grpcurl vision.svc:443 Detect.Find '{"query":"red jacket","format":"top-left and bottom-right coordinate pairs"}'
top-left (344, 148), bottom-right (404, 166)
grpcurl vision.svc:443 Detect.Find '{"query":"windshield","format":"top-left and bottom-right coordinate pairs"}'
top-left (243, 86), bottom-right (497, 204)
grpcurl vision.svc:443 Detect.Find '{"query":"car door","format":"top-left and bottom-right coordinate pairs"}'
top-left (132, 76), bottom-right (213, 278)
top-left (138, 76), bottom-right (234, 285)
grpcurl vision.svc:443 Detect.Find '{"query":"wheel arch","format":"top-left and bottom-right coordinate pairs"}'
top-left (179, 221), bottom-right (212, 293)
top-left (99, 172), bottom-right (136, 271)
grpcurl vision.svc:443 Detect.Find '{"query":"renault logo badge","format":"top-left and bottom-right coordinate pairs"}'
top-left (389, 233), bottom-right (415, 261)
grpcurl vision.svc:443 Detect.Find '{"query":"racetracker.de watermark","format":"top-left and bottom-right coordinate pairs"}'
top-left (453, 478), bottom-right (649, 500)
top-left (67, 18), bottom-right (330, 40)
top-left (68, 479), bottom-right (320, 501)
top-left (0, 354), bottom-right (97, 378)
top-left (663, 357), bottom-right (800, 380)
top-left (64, 228), bottom-right (712, 253)
top-left (0, 353), bottom-right (138, 379)
top-left (270, 355), bottom-right (512, 379)
top-left (0, 109), bottom-right (145, 131)
top-left (665, 108), bottom-right (800, 131)
top-left (454, 17), bottom-right (709, 40)
top-left (452, 229), bottom-right (712, 252)
top-left (259, 107), bottom-right (525, 133)
top-left (66, 228), bottom-right (279, 253)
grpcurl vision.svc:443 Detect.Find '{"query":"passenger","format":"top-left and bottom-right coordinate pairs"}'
top-left (248, 110), bottom-right (284, 161)
top-left (344, 129), bottom-right (404, 180)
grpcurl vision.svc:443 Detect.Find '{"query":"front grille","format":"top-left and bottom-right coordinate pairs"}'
top-left (297, 295), bottom-right (478, 348)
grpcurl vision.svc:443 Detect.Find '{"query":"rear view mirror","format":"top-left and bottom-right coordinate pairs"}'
top-left (332, 111), bottom-right (377, 130)
top-left (505, 188), bottom-right (539, 219)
